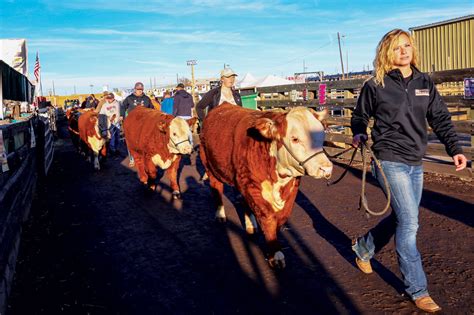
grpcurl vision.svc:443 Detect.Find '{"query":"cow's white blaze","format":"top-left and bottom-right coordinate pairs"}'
top-left (276, 108), bottom-right (332, 179)
top-left (168, 118), bottom-right (193, 155)
top-left (151, 154), bottom-right (177, 169)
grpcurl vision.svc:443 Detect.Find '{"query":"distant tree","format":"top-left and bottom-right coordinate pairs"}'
top-left (178, 77), bottom-right (191, 86)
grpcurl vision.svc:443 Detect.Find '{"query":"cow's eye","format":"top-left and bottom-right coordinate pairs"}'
top-left (291, 137), bottom-right (299, 144)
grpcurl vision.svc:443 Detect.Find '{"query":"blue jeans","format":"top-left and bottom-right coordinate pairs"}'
top-left (352, 160), bottom-right (428, 300)
top-left (109, 124), bottom-right (120, 152)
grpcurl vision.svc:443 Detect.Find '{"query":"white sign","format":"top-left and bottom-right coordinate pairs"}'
top-left (0, 39), bottom-right (28, 75)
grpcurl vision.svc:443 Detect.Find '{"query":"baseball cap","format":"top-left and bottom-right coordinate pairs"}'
top-left (134, 82), bottom-right (144, 89)
top-left (105, 92), bottom-right (115, 99)
top-left (220, 68), bottom-right (237, 78)
top-left (176, 83), bottom-right (185, 88)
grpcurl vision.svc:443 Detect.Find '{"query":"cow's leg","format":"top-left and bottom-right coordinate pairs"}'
top-left (165, 156), bottom-right (181, 199)
top-left (259, 217), bottom-right (285, 269)
top-left (208, 174), bottom-right (226, 222)
top-left (133, 153), bottom-right (148, 185)
top-left (144, 157), bottom-right (158, 191)
top-left (93, 151), bottom-right (100, 171)
top-left (244, 210), bottom-right (258, 235)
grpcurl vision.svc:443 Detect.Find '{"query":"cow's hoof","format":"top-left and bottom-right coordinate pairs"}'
top-left (201, 173), bottom-right (209, 181)
top-left (215, 216), bottom-right (227, 223)
top-left (149, 184), bottom-right (157, 191)
top-left (172, 191), bottom-right (181, 200)
top-left (268, 251), bottom-right (286, 269)
top-left (246, 227), bottom-right (257, 235)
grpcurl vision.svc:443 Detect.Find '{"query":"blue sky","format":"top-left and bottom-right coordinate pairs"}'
top-left (1, 0), bottom-right (472, 94)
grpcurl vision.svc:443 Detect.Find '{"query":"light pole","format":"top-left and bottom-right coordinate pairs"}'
top-left (337, 32), bottom-right (345, 80)
top-left (187, 60), bottom-right (197, 103)
top-left (89, 84), bottom-right (94, 94)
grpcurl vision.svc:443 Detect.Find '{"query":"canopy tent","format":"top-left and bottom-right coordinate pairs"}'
top-left (236, 73), bottom-right (257, 89)
top-left (237, 74), bottom-right (292, 89)
top-left (253, 75), bottom-right (293, 88)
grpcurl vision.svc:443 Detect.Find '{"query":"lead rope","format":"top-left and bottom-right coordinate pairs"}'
top-left (326, 142), bottom-right (391, 217)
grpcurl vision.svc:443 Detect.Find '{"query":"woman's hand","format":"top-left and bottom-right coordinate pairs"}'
top-left (352, 134), bottom-right (368, 148)
top-left (453, 154), bottom-right (467, 171)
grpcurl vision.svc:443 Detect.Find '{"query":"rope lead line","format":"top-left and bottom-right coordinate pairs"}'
top-left (326, 143), bottom-right (391, 217)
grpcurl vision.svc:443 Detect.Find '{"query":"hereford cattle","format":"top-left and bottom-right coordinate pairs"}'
top-left (200, 103), bottom-right (333, 268)
top-left (78, 110), bottom-right (107, 170)
top-left (123, 107), bottom-right (196, 198)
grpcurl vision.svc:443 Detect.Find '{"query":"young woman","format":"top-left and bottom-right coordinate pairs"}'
top-left (351, 29), bottom-right (467, 313)
top-left (196, 68), bottom-right (242, 121)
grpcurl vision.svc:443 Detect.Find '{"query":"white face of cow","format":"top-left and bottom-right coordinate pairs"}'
top-left (276, 108), bottom-right (332, 179)
top-left (168, 117), bottom-right (193, 154)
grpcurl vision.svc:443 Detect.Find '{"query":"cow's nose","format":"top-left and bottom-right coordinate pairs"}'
top-left (320, 166), bottom-right (333, 179)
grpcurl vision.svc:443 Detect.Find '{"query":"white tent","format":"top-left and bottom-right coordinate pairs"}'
top-left (236, 73), bottom-right (257, 89)
top-left (253, 75), bottom-right (293, 88)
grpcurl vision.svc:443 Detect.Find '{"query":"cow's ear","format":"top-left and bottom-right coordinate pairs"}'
top-left (312, 108), bottom-right (328, 121)
top-left (186, 117), bottom-right (197, 128)
top-left (254, 117), bottom-right (277, 140)
top-left (157, 121), bottom-right (167, 133)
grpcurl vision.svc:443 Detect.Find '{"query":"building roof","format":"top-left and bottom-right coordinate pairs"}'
top-left (409, 15), bottom-right (473, 31)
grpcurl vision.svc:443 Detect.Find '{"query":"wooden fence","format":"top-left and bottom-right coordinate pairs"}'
top-left (0, 114), bottom-right (55, 312)
top-left (245, 68), bottom-right (473, 179)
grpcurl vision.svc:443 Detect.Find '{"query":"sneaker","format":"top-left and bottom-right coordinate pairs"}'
top-left (355, 257), bottom-right (373, 274)
top-left (414, 296), bottom-right (441, 313)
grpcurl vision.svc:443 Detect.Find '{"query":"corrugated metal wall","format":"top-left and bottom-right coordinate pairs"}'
top-left (412, 17), bottom-right (473, 72)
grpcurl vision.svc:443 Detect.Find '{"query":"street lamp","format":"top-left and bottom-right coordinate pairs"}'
top-left (186, 60), bottom-right (197, 103)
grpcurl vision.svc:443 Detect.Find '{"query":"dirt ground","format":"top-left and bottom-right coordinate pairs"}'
top-left (7, 122), bottom-right (474, 314)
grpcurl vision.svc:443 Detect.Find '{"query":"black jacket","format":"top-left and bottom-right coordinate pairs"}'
top-left (121, 93), bottom-right (153, 116)
top-left (173, 89), bottom-right (194, 117)
top-left (196, 86), bottom-right (242, 120)
top-left (351, 67), bottom-right (462, 165)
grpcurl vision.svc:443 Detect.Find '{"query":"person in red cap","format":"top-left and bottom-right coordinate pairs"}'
top-left (121, 82), bottom-right (153, 116)
top-left (122, 82), bottom-right (153, 166)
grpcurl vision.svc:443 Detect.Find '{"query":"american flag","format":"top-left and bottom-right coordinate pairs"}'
top-left (34, 52), bottom-right (41, 84)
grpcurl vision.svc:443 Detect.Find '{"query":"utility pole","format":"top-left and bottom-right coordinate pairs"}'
top-left (337, 32), bottom-right (345, 80)
top-left (74, 85), bottom-right (76, 94)
top-left (176, 73), bottom-right (179, 85)
top-left (187, 60), bottom-right (197, 103)
top-left (346, 50), bottom-right (348, 77)
top-left (154, 77), bottom-right (156, 89)
top-left (52, 80), bottom-right (56, 96)
top-left (149, 77), bottom-right (153, 91)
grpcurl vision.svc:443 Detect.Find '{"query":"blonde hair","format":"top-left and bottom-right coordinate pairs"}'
top-left (373, 29), bottom-right (418, 87)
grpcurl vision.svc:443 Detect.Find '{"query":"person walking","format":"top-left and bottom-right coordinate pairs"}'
top-left (196, 68), bottom-right (242, 121)
top-left (122, 82), bottom-right (153, 167)
top-left (121, 82), bottom-right (153, 116)
top-left (160, 91), bottom-right (174, 115)
top-left (98, 92), bottom-right (122, 156)
top-left (351, 29), bottom-right (467, 313)
top-left (172, 83), bottom-right (194, 120)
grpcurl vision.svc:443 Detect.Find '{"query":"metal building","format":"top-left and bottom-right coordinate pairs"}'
top-left (409, 15), bottom-right (473, 72)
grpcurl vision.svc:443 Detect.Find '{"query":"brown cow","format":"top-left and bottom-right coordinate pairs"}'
top-left (124, 107), bottom-right (196, 198)
top-left (200, 103), bottom-right (333, 268)
top-left (78, 110), bottom-right (107, 170)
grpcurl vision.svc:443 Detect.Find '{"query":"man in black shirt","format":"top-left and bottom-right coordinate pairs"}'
top-left (121, 82), bottom-right (153, 116)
